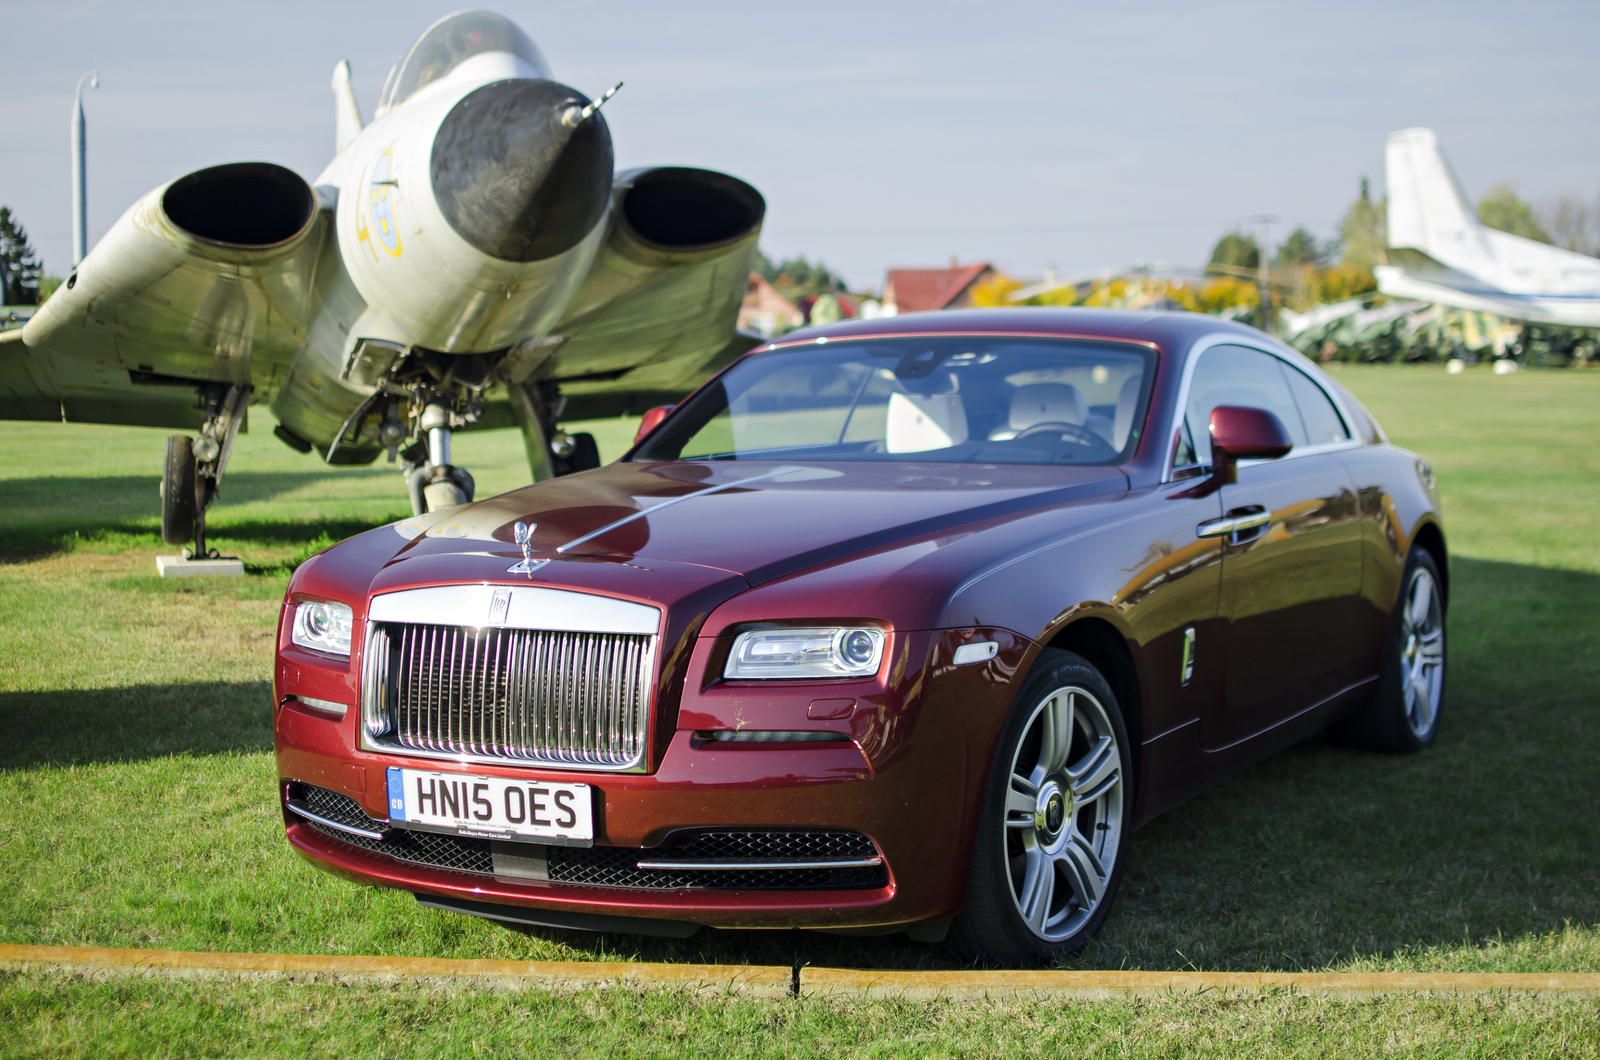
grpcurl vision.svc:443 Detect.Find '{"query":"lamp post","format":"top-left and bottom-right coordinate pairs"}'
top-left (72, 71), bottom-right (99, 267)
top-left (1248, 214), bottom-right (1275, 333)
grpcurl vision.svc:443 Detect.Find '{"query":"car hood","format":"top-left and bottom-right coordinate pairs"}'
top-left (377, 460), bottom-right (1129, 587)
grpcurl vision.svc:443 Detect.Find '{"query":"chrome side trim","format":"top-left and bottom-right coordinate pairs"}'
top-left (953, 641), bottom-right (1000, 666)
top-left (368, 584), bottom-right (660, 635)
top-left (633, 857), bottom-right (884, 871)
top-left (285, 799), bottom-right (389, 841)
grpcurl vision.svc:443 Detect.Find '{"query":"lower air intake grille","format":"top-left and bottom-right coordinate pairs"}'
top-left (290, 785), bottom-right (886, 890)
top-left (547, 842), bottom-right (887, 891)
top-left (293, 784), bottom-right (494, 875)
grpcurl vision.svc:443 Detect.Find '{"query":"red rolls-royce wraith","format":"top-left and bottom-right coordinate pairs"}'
top-left (274, 308), bottom-right (1446, 965)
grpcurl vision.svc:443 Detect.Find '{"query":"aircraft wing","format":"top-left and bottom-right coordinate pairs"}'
top-left (0, 325), bottom-right (222, 428)
top-left (5, 166), bottom-right (329, 430)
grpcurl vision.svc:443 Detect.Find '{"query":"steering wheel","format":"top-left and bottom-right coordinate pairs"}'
top-left (1014, 421), bottom-right (1098, 445)
top-left (1012, 421), bottom-right (1118, 460)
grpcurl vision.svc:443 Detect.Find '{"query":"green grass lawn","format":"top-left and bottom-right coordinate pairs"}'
top-left (2, 365), bottom-right (1598, 1055)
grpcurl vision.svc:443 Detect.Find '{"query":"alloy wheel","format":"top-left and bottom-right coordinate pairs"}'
top-left (1002, 684), bottom-right (1124, 941)
top-left (1399, 566), bottom-right (1445, 738)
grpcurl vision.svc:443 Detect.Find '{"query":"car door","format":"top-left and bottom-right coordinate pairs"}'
top-left (1185, 344), bottom-right (1363, 750)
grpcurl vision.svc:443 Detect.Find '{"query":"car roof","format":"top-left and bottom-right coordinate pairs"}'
top-left (763, 306), bottom-right (1282, 356)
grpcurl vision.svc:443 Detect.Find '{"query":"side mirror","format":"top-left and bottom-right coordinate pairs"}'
top-left (633, 405), bottom-right (676, 446)
top-left (1176, 405), bottom-right (1292, 497)
top-left (1209, 405), bottom-right (1293, 483)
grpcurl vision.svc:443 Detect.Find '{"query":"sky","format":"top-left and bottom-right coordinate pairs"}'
top-left (2, 0), bottom-right (1597, 290)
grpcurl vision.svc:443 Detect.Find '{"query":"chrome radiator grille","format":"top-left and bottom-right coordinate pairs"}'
top-left (363, 621), bottom-right (654, 771)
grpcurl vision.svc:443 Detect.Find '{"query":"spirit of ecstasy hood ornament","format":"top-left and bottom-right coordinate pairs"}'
top-left (508, 521), bottom-right (547, 576)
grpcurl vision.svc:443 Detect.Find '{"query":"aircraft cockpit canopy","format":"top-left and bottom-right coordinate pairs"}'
top-left (377, 10), bottom-right (550, 115)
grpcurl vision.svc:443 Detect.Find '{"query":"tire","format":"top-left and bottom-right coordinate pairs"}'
top-left (160, 435), bottom-right (197, 546)
top-left (554, 432), bottom-right (600, 476)
top-left (422, 479), bottom-right (469, 512)
top-left (939, 648), bottom-right (1133, 966)
top-left (570, 432), bottom-right (600, 472)
top-left (1331, 548), bottom-right (1447, 753)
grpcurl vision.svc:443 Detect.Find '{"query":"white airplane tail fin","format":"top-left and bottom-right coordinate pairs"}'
top-left (333, 60), bottom-right (363, 154)
top-left (1385, 128), bottom-right (1490, 268)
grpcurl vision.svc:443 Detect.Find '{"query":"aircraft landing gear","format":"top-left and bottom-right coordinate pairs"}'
top-left (508, 380), bottom-right (600, 486)
top-left (402, 400), bottom-right (476, 516)
top-left (159, 383), bottom-right (250, 558)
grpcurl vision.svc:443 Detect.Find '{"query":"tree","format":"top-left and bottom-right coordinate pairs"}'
top-left (755, 250), bottom-right (843, 297)
top-left (1477, 181), bottom-right (1552, 243)
top-left (0, 207), bottom-right (42, 305)
top-left (1338, 178), bottom-right (1386, 272)
top-left (1208, 231), bottom-right (1260, 273)
top-left (1275, 226), bottom-right (1328, 268)
top-left (1546, 194), bottom-right (1599, 256)
top-left (968, 272), bottom-right (1022, 307)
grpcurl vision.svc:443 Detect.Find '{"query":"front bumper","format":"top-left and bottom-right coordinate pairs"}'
top-left (279, 710), bottom-right (951, 930)
top-left (274, 626), bottom-right (1033, 931)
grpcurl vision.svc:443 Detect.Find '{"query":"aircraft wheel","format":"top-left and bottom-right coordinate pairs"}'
top-left (160, 435), bottom-right (197, 545)
top-left (422, 480), bottom-right (468, 511)
top-left (569, 432), bottom-right (601, 473)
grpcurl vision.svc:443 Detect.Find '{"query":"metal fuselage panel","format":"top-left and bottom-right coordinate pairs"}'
top-left (324, 52), bottom-right (609, 360)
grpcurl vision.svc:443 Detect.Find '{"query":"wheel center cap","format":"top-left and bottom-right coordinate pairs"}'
top-left (1405, 633), bottom-right (1418, 662)
top-left (1035, 782), bottom-right (1070, 839)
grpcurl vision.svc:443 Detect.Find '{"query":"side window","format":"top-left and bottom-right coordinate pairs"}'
top-left (1281, 363), bottom-right (1351, 446)
top-left (1172, 420), bottom-right (1199, 470)
top-left (1183, 344), bottom-right (1307, 465)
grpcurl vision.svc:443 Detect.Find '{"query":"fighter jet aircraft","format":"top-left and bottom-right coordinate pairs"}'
top-left (0, 10), bottom-right (765, 557)
top-left (1376, 127), bottom-right (1600, 327)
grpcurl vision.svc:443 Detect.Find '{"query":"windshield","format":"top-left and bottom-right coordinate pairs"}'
top-left (379, 10), bottom-right (549, 112)
top-left (634, 336), bottom-right (1155, 466)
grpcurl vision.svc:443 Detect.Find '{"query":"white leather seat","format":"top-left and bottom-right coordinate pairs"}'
top-left (885, 391), bottom-right (969, 453)
top-left (990, 383), bottom-right (1087, 440)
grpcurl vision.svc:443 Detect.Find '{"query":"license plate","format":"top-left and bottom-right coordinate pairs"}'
top-left (386, 767), bottom-right (593, 846)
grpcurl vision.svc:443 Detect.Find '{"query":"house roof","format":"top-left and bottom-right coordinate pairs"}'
top-left (884, 264), bottom-right (993, 313)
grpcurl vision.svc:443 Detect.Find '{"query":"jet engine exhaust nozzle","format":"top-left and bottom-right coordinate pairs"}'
top-left (431, 78), bottom-right (615, 264)
top-left (162, 162), bottom-right (316, 248)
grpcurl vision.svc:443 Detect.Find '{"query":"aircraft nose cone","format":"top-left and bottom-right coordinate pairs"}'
top-left (431, 79), bottom-right (614, 263)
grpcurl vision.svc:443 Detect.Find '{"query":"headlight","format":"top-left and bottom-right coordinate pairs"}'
top-left (292, 600), bottom-right (353, 657)
top-left (725, 627), bottom-right (885, 680)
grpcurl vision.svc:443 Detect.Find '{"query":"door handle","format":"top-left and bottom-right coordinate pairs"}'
top-left (1197, 508), bottom-right (1271, 539)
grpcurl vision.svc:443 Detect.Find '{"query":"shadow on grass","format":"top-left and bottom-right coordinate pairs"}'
top-left (0, 467), bottom-right (409, 561)
top-left (0, 516), bottom-right (400, 565)
top-left (0, 681), bottom-right (273, 771)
